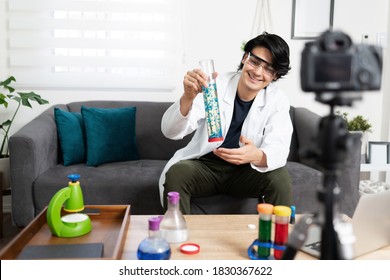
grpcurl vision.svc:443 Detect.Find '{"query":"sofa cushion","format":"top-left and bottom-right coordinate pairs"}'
top-left (81, 106), bottom-right (139, 166)
top-left (54, 108), bottom-right (86, 166)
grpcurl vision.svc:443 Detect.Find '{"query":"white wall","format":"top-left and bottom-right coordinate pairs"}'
top-left (0, 0), bottom-right (389, 142)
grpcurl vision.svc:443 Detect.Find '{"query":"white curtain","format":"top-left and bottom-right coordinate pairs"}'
top-left (7, 0), bottom-right (181, 90)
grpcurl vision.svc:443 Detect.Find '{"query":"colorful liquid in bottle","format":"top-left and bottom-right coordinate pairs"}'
top-left (203, 83), bottom-right (223, 142)
top-left (274, 223), bottom-right (289, 260)
top-left (137, 237), bottom-right (171, 260)
top-left (137, 249), bottom-right (171, 260)
top-left (258, 219), bottom-right (272, 257)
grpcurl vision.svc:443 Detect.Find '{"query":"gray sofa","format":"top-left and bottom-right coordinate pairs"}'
top-left (9, 101), bottom-right (361, 227)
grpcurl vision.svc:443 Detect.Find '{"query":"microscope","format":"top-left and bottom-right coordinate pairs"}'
top-left (46, 174), bottom-right (92, 238)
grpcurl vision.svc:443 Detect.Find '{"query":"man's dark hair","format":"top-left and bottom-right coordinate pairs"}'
top-left (238, 32), bottom-right (291, 79)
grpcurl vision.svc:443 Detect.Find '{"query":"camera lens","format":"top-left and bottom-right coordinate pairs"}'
top-left (322, 31), bottom-right (352, 52)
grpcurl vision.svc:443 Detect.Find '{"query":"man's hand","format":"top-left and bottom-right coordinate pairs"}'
top-left (180, 70), bottom-right (218, 116)
top-left (213, 135), bottom-right (267, 166)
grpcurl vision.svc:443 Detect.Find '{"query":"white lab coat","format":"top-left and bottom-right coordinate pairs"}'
top-left (159, 72), bottom-right (293, 205)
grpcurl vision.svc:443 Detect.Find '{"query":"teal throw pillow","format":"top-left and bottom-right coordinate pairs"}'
top-left (81, 106), bottom-right (139, 166)
top-left (54, 108), bottom-right (86, 166)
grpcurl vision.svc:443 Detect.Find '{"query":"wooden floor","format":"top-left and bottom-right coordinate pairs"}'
top-left (0, 213), bottom-right (22, 251)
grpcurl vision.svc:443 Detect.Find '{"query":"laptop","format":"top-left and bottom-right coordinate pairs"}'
top-left (300, 190), bottom-right (390, 258)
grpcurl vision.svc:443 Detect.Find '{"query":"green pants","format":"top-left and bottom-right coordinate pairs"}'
top-left (163, 156), bottom-right (292, 214)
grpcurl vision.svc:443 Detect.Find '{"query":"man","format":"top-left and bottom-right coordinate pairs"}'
top-left (159, 32), bottom-right (293, 213)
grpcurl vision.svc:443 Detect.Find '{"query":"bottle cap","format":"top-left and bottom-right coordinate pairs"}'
top-left (167, 191), bottom-right (180, 204)
top-left (273, 205), bottom-right (292, 217)
top-left (180, 243), bottom-right (200, 255)
top-left (148, 217), bottom-right (161, 231)
top-left (257, 203), bottom-right (274, 215)
top-left (290, 205), bottom-right (296, 215)
top-left (67, 174), bottom-right (80, 183)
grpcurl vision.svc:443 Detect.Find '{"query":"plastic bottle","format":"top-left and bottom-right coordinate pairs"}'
top-left (159, 192), bottom-right (189, 243)
top-left (137, 217), bottom-right (171, 260)
top-left (273, 205), bottom-right (292, 260)
top-left (199, 59), bottom-right (223, 142)
top-left (257, 203), bottom-right (274, 258)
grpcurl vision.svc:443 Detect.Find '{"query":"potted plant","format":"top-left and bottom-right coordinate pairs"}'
top-left (337, 111), bottom-right (372, 163)
top-left (338, 111), bottom-right (372, 132)
top-left (0, 76), bottom-right (49, 158)
top-left (0, 76), bottom-right (49, 190)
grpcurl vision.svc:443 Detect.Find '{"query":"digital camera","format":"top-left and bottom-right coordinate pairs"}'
top-left (301, 30), bottom-right (382, 92)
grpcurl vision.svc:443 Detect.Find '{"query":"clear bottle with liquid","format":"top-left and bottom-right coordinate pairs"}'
top-left (199, 59), bottom-right (223, 142)
top-left (160, 191), bottom-right (189, 243)
top-left (137, 217), bottom-right (171, 260)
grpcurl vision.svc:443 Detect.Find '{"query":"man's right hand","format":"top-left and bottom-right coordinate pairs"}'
top-left (180, 69), bottom-right (218, 116)
top-left (183, 69), bottom-right (208, 97)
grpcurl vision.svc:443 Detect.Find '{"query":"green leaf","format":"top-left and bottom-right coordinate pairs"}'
top-left (1, 120), bottom-right (12, 127)
top-left (0, 76), bottom-right (16, 93)
top-left (0, 93), bottom-right (9, 108)
top-left (18, 92), bottom-right (49, 108)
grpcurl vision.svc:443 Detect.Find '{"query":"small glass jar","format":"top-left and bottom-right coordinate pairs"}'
top-left (160, 192), bottom-right (189, 243)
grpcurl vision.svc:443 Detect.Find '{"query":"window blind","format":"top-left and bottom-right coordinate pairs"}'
top-left (7, 0), bottom-right (181, 90)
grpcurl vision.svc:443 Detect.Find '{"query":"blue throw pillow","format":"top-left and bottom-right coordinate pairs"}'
top-left (81, 106), bottom-right (139, 166)
top-left (54, 108), bottom-right (86, 166)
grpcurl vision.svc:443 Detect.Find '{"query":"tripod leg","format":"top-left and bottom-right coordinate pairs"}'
top-left (320, 173), bottom-right (340, 259)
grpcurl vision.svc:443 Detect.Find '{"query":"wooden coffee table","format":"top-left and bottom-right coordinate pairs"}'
top-left (122, 214), bottom-right (390, 260)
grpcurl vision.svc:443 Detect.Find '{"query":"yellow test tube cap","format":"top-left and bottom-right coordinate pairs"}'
top-left (273, 205), bottom-right (292, 217)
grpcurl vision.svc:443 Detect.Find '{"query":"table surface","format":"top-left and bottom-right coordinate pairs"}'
top-left (122, 214), bottom-right (390, 260)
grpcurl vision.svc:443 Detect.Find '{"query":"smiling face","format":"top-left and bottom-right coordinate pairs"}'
top-left (237, 47), bottom-right (276, 101)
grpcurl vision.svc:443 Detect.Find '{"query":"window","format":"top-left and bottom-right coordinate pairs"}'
top-left (7, 0), bottom-right (181, 90)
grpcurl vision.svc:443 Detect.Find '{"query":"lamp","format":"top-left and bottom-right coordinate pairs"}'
top-left (46, 174), bottom-right (92, 238)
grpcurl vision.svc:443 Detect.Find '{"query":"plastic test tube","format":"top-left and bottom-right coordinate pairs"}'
top-left (199, 59), bottom-right (223, 142)
top-left (257, 203), bottom-right (274, 258)
top-left (273, 205), bottom-right (292, 260)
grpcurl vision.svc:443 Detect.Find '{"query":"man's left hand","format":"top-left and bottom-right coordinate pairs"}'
top-left (213, 135), bottom-right (267, 166)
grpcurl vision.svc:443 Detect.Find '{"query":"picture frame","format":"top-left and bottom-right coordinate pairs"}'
top-left (291, 0), bottom-right (335, 39)
top-left (368, 141), bottom-right (390, 165)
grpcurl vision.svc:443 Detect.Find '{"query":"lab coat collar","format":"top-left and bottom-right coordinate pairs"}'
top-left (222, 73), bottom-right (240, 106)
top-left (221, 72), bottom-right (276, 109)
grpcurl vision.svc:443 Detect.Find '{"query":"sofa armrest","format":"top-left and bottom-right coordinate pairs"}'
top-left (293, 107), bottom-right (361, 216)
top-left (9, 106), bottom-right (62, 227)
top-left (337, 135), bottom-right (361, 216)
top-left (293, 107), bottom-right (321, 168)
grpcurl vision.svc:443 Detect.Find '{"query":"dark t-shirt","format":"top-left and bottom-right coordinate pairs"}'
top-left (204, 94), bottom-right (254, 159)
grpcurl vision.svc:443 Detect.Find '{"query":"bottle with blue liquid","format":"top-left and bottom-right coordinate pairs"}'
top-left (137, 217), bottom-right (171, 260)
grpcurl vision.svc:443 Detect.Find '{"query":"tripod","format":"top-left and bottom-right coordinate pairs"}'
top-left (283, 93), bottom-right (360, 260)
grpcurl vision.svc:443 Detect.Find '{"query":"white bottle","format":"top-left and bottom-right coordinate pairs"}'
top-left (159, 192), bottom-right (189, 243)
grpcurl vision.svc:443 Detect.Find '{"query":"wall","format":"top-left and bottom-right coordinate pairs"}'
top-left (0, 0), bottom-right (389, 142)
